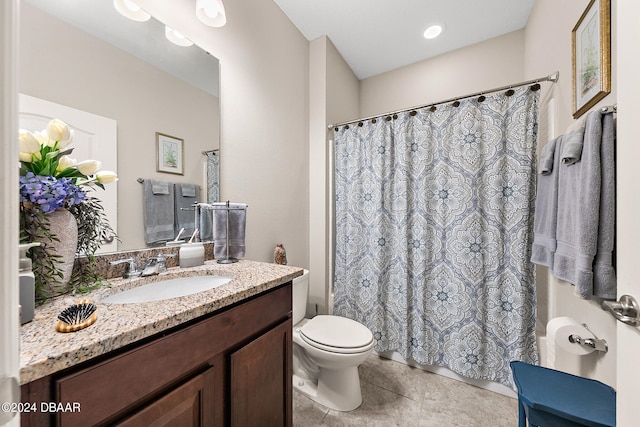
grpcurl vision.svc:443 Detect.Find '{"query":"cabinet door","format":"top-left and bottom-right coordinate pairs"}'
top-left (230, 319), bottom-right (292, 427)
top-left (115, 367), bottom-right (214, 427)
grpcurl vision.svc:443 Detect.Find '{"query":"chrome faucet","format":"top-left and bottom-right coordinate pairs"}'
top-left (141, 254), bottom-right (177, 277)
top-left (156, 253), bottom-right (176, 273)
top-left (110, 258), bottom-right (141, 279)
top-left (141, 258), bottom-right (159, 277)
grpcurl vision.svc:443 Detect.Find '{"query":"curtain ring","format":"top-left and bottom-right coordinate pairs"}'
top-left (385, 116), bottom-right (392, 121)
top-left (530, 83), bottom-right (541, 92)
top-left (392, 114), bottom-right (398, 120)
top-left (505, 88), bottom-right (515, 97)
top-left (344, 124), bottom-right (349, 130)
top-left (477, 95), bottom-right (486, 102)
top-left (429, 106), bottom-right (437, 112)
top-left (452, 100), bottom-right (460, 107)
top-left (334, 127), bottom-right (339, 132)
top-left (410, 111), bottom-right (417, 116)
top-left (371, 118), bottom-right (377, 124)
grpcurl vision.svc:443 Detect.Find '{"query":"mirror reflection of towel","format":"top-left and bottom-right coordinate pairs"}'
top-left (144, 179), bottom-right (175, 244)
top-left (198, 204), bottom-right (214, 242)
top-left (212, 202), bottom-right (247, 259)
top-left (175, 183), bottom-right (198, 237)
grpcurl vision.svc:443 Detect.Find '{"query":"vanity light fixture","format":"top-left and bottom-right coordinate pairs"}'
top-left (113, 0), bottom-right (150, 22)
top-left (165, 26), bottom-right (194, 47)
top-left (423, 23), bottom-right (445, 39)
top-left (196, 0), bottom-right (227, 27)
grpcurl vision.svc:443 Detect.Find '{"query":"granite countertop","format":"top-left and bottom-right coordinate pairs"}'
top-left (20, 260), bottom-right (303, 385)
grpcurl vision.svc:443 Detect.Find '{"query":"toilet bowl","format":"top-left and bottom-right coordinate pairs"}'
top-left (292, 270), bottom-right (375, 411)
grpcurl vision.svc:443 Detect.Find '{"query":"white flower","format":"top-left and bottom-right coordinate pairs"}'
top-left (96, 170), bottom-right (118, 184)
top-left (46, 118), bottom-right (73, 149)
top-left (76, 160), bottom-right (102, 176)
top-left (18, 130), bottom-right (41, 162)
top-left (56, 155), bottom-right (77, 173)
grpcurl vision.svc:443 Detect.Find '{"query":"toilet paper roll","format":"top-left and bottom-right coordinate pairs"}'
top-left (546, 317), bottom-right (595, 369)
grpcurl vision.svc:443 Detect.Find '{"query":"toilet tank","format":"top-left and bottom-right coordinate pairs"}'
top-left (292, 269), bottom-right (309, 325)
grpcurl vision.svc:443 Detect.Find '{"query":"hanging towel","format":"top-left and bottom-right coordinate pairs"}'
top-left (212, 202), bottom-right (247, 260)
top-left (174, 183), bottom-right (198, 238)
top-left (531, 135), bottom-right (562, 268)
top-left (561, 115), bottom-right (587, 165)
top-left (197, 203), bottom-right (214, 242)
top-left (553, 110), bottom-right (607, 299)
top-left (592, 112), bottom-right (616, 299)
top-left (143, 179), bottom-right (175, 244)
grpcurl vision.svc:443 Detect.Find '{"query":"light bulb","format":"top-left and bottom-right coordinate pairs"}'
top-left (196, 0), bottom-right (227, 27)
top-left (165, 26), bottom-right (194, 47)
top-left (113, 0), bottom-right (150, 22)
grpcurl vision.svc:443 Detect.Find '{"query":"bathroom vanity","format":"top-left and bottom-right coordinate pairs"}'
top-left (19, 260), bottom-right (302, 426)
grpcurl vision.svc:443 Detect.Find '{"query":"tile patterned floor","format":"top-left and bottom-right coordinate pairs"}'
top-left (293, 355), bottom-right (518, 427)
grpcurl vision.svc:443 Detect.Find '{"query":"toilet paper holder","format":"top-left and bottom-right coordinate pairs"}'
top-left (567, 324), bottom-right (608, 353)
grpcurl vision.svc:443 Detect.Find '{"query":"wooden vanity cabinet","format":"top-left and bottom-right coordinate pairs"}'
top-left (20, 282), bottom-right (293, 427)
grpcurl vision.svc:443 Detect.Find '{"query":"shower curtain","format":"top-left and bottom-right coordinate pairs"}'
top-left (206, 151), bottom-right (220, 203)
top-left (333, 86), bottom-right (539, 386)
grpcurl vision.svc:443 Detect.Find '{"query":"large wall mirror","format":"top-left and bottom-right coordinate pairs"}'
top-left (20, 0), bottom-right (220, 251)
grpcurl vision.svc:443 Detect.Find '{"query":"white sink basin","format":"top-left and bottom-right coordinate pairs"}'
top-left (102, 275), bottom-right (233, 304)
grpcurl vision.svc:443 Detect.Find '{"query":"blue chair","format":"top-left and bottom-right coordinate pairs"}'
top-left (510, 361), bottom-right (616, 427)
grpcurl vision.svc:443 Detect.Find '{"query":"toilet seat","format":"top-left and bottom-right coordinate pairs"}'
top-left (299, 315), bottom-right (374, 354)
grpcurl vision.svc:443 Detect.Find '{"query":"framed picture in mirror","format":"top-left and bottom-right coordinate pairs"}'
top-left (571, 0), bottom-right (611, 119)
top-left (156, 132), bottom-right (184, 175)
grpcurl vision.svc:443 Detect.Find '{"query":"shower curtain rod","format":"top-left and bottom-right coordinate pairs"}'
top-left (327, 71), bottom-right (559, 130)
top-left (202, 149), bottom-right (219, 155)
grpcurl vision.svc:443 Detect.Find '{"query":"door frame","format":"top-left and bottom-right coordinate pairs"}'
top-left (0, 0), bottom-right (20, 426)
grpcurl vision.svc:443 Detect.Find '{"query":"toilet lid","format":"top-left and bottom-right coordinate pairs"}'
top-left (299, 315), bottom-right (374, 352)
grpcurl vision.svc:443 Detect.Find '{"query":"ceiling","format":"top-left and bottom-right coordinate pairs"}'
top-left (273, 0), bottom-right (536, 79)
top-left (23, 0), bottom-right (219, 97)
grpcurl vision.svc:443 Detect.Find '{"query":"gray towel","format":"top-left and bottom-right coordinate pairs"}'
top-left (553, 110), bottom-right (608, 299)
top-left (560, 125), bottom-right (585, 165)
top-left (174, 183), bottom-right (198, 238)
top-left (197, 203), bottom-right (214, 242)
top-left (212, 202), bottom-right (247, 260)
top-left (152, 181), bottom-right (170, 194)
top-left (531, 136), bottom-right (562, 268)
top-left (593, 112), bottom-right (616, 299)
top-left (144, 179), bottom-right (175, 244)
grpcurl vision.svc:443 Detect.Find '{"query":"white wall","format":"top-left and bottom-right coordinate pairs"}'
top-left (19, 2), bottom-right (219, 251)
top-left (524, 0), bottom-right (617, 387)
top-left (308, 36), bottom-right (359, 315)
top-left (360, 30), bottom-right (525, 117)
top-left (136, 0), bottom-right (310, 268)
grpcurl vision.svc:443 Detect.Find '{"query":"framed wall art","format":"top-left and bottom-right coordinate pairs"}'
top-left (572, 0), bottom-right (611, 119)
top-left (156, 132), bottom-right (184, 175)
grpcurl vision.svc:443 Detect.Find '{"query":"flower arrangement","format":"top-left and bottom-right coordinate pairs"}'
top-left (19, 119), bottom-right (118, 300)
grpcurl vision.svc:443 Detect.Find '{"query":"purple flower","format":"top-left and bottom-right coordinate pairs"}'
top-left (19, 172), bottom-right (86, 214)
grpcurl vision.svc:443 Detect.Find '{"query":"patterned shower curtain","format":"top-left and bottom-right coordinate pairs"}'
top-left (206, 151), bottom-right (220, 203)
top-left (333, 86), bottom-right (539, 386)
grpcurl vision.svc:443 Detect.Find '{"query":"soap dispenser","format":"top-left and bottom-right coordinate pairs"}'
top-left (19, 242), bottom-right (40, 324)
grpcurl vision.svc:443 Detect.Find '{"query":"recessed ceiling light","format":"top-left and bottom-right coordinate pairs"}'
top-left (423, 24), bottom-right (444, 39)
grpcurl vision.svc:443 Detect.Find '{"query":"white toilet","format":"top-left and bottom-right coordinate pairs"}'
top-left (292, 270), bottom-right (375, 411)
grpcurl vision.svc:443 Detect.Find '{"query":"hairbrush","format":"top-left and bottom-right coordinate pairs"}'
top-left (56, 299), bottom-right (98, 333)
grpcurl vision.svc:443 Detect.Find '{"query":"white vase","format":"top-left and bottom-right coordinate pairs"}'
top-left (39, 209), bottom-right (78, 299)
